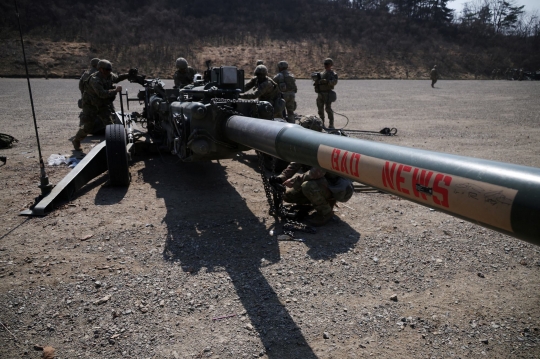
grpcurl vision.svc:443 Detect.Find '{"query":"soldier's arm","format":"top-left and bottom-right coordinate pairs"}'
top-left (111, 73), bottom-right (129, 84)
top-left (244, 77), bottom-right (256, 92)
top-left (278, 162), bottom-right (303, 181)
top-left (90, 77), bottom-right (117, 99)
top-left (328, 72), bottom-right (338, 86)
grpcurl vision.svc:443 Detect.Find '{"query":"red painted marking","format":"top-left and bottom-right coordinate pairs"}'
top-left (382, 162), bottom-right (397, 190)
top-left (331, 149), bottom-right (341, 171)
top-left (340, 151), bottom-right (350, 175)
top-left (350, 153), bottom-right (360, 177)
top-left (396, 165), bottom-right (412, 195)
top-left (433, 173), bottom-right (452, 208)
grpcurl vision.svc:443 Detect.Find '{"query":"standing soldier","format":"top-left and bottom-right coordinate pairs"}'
top-left (173, 57), bottom-right (196, 89)
top-left (273, 61), bottom-right (297, 123)
top-left (430, 65), bottom-right (439, 88)
top-left (239, 65), bottom-right (285, 119)
top-left (313, 58), bottom-right (338, 128)
top-left (79, 58), bottom-right (100, 97)
top-left (72, 60), bottom-right (129, 151)
top-left (405, 68), bottom-right (409, 79)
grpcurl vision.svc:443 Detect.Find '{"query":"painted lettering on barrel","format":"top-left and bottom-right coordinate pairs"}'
top-left (331, 148), bottom-right (360, 178)
top-left (382, 161), bottom-right (452, 208)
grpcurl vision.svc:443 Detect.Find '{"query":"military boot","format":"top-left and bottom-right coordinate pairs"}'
top-left (72, 138), bottom-right (82, 151)
top-left (308, 204), bottom-right (333, 227)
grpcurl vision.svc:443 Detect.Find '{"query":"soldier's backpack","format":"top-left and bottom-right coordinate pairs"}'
top-left (0, 133), bottom-right (18, 149)
top-left (277, 72), bottom-right (297, 93)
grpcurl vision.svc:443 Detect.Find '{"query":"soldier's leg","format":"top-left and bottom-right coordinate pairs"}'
top-left (284, 94), bottom-right (296, 123)
top-left (316, 93), bottom-right (325, 124)
top-left (324, 94), bottom-right (334, 128)
top-left (73, 106), bottom-right (98, 150)
top-left (301, 178), bottom-right (334, 226)
top-left (283, 187), bottom-right (311, 205)
top-left (96, 106), bottom-right (115, 128)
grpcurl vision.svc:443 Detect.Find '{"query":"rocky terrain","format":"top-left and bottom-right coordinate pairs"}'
top-left (0, 78), bottom-right (539, 358)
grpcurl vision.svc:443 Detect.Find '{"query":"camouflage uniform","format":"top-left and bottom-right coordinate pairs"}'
top-left (79, 67), bottom-right (98, 96)
top-left (275, 116), bottom-right (336, 226)
top-left (240, 66), bottom-right (284, 118)
top-left (314, 59), bottom-right (338, 128)
top-left (430, 66), bottom-right (439, 88)
top-left (173, 67), bottom-right (196, 88)
top-left (273, 63), bottom-right (297, 123)
top-left (73, 63), bottom-right (128, 149)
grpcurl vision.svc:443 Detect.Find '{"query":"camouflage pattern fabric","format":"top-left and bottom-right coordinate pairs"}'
top-left (273, 70), bottom-right (297, 123)
top-left (78, 67), bottom-right (98, 96)
top-left (277, 162), bottom-right (334, 217)
top-left (316, 92), bottom-right (334, 127)
top-left (240, 77), bottom-right (283, 118)
top-left (314, 69), bottom-right (338, 93)
top-left (244, 76), bottom-right (257, 92)
top-left (75, 71), bottom-right (127, 142)
top-left (314, 69), bottom-right (338, 127)
top-left (173, 67), bottom-right (196, 88)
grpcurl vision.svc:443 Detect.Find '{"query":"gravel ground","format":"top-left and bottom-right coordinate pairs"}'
top-left (0, 78), bottom-right (539, 358)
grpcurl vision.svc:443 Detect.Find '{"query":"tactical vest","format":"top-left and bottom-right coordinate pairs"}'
top-left (276, 71), bottom-right (297, 93)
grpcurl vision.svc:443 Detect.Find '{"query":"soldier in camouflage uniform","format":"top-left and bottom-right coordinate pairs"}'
top-left (239, 65), bottom-right (285, 119)
top-left (79, 58), bottom-right (100, 97)
top-left (273, 61), bottom-right (297, 123)
top-left (173, 57), bottom-right (196, 89)
top-left (272, 116), bottom-right (336, 226)
top-left (72, 60), bottom-right (129, 151)
top-left (313, 58), bottom-right (338, 128)
top-left (244, 60), bottom-right (265, 92)
top-left (430, 65), bottom-right (439, 88)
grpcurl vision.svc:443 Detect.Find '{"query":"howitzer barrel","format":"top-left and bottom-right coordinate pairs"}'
top-left (225, 116), bottom-right (540, 244)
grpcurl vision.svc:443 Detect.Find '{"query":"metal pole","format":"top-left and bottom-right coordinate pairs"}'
top-left (224, 116), bottom-right (540, 245)
top-left (14, 0), bottom-right (52, 197)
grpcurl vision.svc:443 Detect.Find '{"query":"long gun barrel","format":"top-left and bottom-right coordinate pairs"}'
top-left (225, 116), bottom-right (540, 245)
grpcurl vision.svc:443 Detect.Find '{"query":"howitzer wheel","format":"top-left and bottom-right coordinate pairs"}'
top-left (105, 124), bottom-right (130, 186)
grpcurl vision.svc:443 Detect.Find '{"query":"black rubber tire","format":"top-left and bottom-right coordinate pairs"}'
top-left (105, 124), bottom-right (130, 186)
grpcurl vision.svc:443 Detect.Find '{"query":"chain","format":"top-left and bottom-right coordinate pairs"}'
top-left (255, 151), bottom-right (315, 236)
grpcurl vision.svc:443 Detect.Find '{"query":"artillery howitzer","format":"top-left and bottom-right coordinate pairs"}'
top-left (21, 65), bottom-right (540, 245)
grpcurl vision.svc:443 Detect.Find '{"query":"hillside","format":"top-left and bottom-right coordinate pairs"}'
top-left (0, 0), bottom-right (538, 79)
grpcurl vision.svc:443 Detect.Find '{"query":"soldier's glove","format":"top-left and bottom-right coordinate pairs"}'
top-left (269, 176), bottom-right (285, 192)
top-left (128, 68), bottom-right (138, 77)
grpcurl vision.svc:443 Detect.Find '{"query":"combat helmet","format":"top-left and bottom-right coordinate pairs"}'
top-left (324, 58), bottom-right (334, 66)
top-left (277, 61), bottom-right (288, 70)
top-left (256, 60), bottom-right (264, 66)
top-left (299, 115), bottom-right (323, 132)
top-left (254, 65), bottom-right (268, 76)
top-left (176, 57), bottom-right (188, 70)
top-left (90, 58), bottom-right (100, 68)
top-left (97, 60), bottom-right (112, 70)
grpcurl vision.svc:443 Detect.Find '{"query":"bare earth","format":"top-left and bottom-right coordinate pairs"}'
top-left (0, 78), bottom-right (539, 358)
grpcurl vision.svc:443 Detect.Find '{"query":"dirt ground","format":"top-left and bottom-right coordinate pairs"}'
top-left (0, 78), bottom-right (539, 358)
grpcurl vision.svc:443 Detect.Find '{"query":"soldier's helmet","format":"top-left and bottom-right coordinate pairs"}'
top-left (299, 115), bottom-right (323, 132)
top-left (254, 65), bottom-right (268, 76)
top-left (277, 61), bottom-right (288, 70)
top-left (90, 58), bottom-right (100, 68)
top-left (176, 57), bottom-right (188, 70)
top-left (433, 65), bottom-right (437, 68)
top-left (256, 60), bottom-right (264, 66)
top-left (324, 58), bottom-right (334, 66)
top-left (97, 60), bottom-right (112, 71)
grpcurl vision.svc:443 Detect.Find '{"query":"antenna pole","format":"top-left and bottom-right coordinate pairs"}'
top-left (15, 0), bottom-right (53, 200)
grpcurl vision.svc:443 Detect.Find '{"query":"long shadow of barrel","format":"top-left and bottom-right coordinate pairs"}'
top-left (139, 155), bottom-right (318, 358)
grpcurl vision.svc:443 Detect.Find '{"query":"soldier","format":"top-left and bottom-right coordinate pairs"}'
top-left (245, 60), bottom-right (266, 92)
top-left (313, 58), bottom-right (338, 128)
top-left (173, 57), bottom-right (196, 89)
top-left (430, 65), bottom-right (439, 88)
top-left (270, 115), bottom-right (353, 226)
top-left (405, 68), bottom-right (409, 79)
top-left (273, 61), bottom-right (297, 123)
top-left (72, 60), bottom-right (129, 151)
top-left (79, 58), bottom-right (100, 97)
top-left (239, 65), bottom-right (285, 119)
